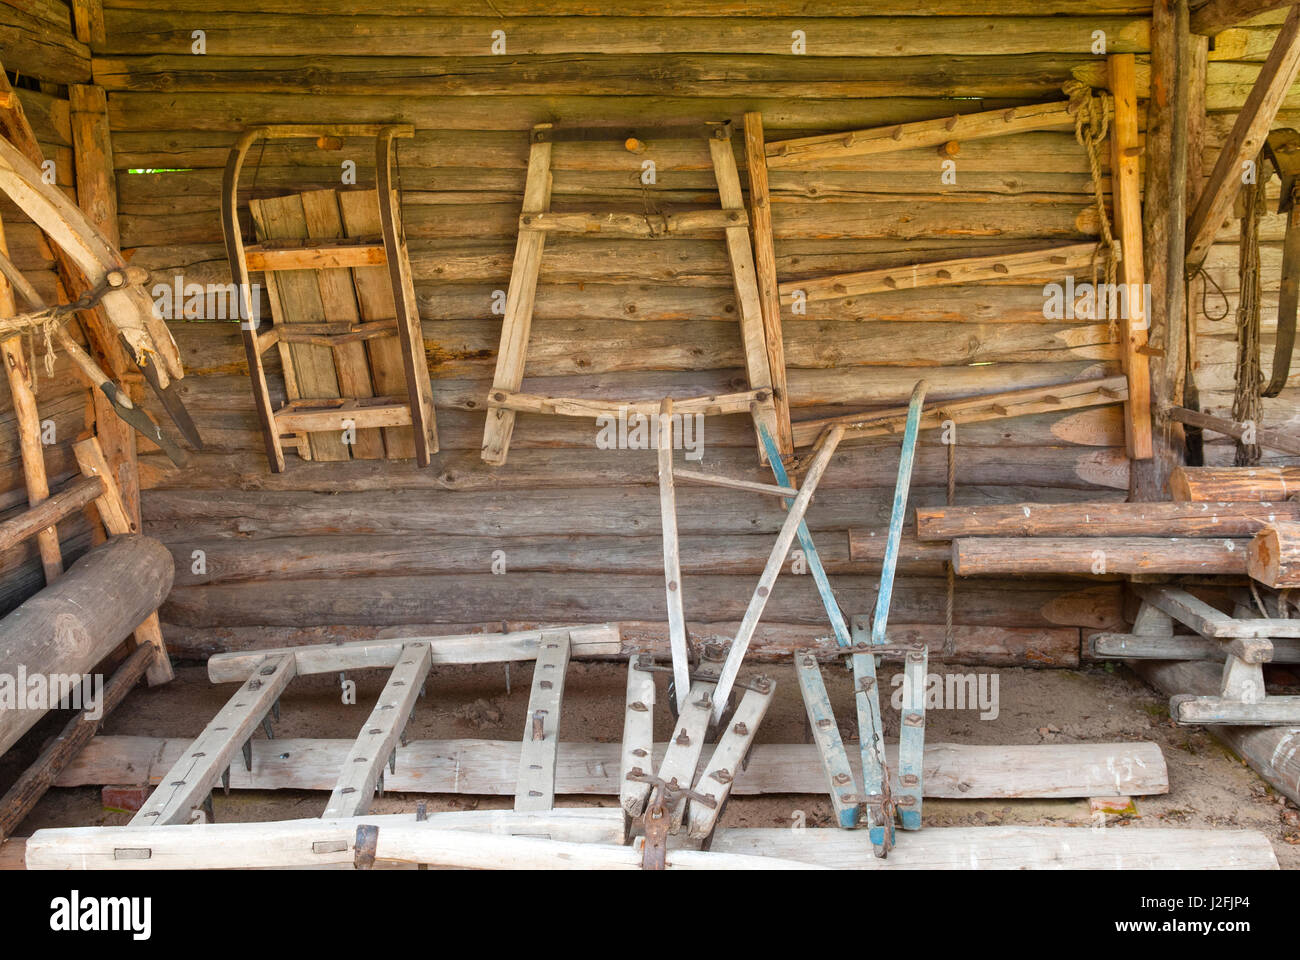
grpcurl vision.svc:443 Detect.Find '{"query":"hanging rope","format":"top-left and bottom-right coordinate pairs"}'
top-left (1063, 79), bottom-right (1120, 341)
top-left (1232, 154), bottom-right (1265, 467)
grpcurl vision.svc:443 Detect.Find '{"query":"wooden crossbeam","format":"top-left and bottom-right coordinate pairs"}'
top-left (1186, 6), bottom-right (1300, 269)
top-left (1167, 406), bottom-right (1300, 456)
top-left (1108, 53), bottom-right (1153, 461)
top-left (519, 208), bottom-right (746, 236)
top-left (514, 631), bottom-right (571, 811)
top-left (1134, 584), bottom-right (1300, 638)
top-left (132, 653), bottom-right (296, 825)
top-left (273, 397), bottom-right (413, 432)
top-left (777, 242), bottom-right (1097, 305)
top-left (0, 475), bottom-right (102, 553)
top-left (687, 679), bottom-right (774, 841)
top-left (791, 375), bottom-right (1127, 448)
top-left (619, 655), bottom-right (657, 819)
top-left (322, 642), bottom-right (431, 819)
top-left (764, 101), bottom-right (1077, 168)
top-left (1191, 0), bottom-right (1297, 36)
top-left (1091, 632), bottom-right (1300, 662)
top-left (244, 240), bottom-right (386, 272)
top-left (487, 388), bottom-right (767, 420)
top-left (673, 468), bottom-right (797, 498)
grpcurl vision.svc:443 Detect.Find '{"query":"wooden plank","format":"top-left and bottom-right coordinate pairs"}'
top-left (709, 132), bottom-right (779, 458)
top-left (322, 642), bottom-right (431, 818)
top-left (338, 189), bottom-right (417, 458)
top-left (26, 809), bottom-right (627, 870)
top-left (519, 208), bottom-right (744, 236)
top-left (790, 376), bottom-right (1128, 447)
top-left (72, 436), bottom-right (173, 685)
top-left (131, 654), bottom-right (296, 825)
top-left (1192, 0), bottom-right (1296, 36)
top-left (1133, 583), bottom-right (1300, 637)
top-left (742, 111), bottom-right (792, 457)
top-left (619, 654), bottom-right (656, 818)
top-left (673, 468), bottom-right (796, 498)
top-left (655, 676), bottom-right (716, 831)
top-left (207, 624), bottom-right (620, 682)
top-left (657, 398), bottom-right (690, 712)
top-left (1170, 465), bottom-right (1300, 501)
top-left (274, 398), bottom-right (411, 432)
top-left (1168, 406), bottom-right (1300, 456)
top-left (711, 425), bottom-right (844, 719)
top-left (778, 242), bottom-right (1097, 305)
top-left (299, 189), bottom-right (384, 459)
top-left (687, 678), bottom-right (774, 841)
top-left (0, 475), bottom-right (103, 552)
top-left (60, 736), bottom-right (1171, 800)
top-left (913, 499), bottom-right (1300, 540)
top-left (1108, 53), bottom-right (1154, 461)
top-left (794, 653), bottom-right (859, 828)
top-left (488, 388), bottom-right (766, 420)
top-left (244, 240), bottom-right (386, 271)
top-left (952, 536), bottom-right (1249, 576)
top-left (1186, 5), bottom-right (1300, 269)
top-left (765, 100), bottom-right (1076, 168)
top-left (249, 194), bottom-right (350, 462)
top-left (710, 826), bottom-right (1278, 869)
top-left (1247, 520), bottom-right (1300, 587)
top-left (481, 124), bottom-right (552, 465)
top-left (514, 631), bottom-right (570, 811)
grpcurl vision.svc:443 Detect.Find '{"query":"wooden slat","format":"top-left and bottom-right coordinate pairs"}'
top-left (778, 242), bottom-right (1097, 305)
top-left (482, 124), bottom-right (552, 465)
top-left (514, 631), bottom-right (571, 811)
top-left (794, 652), bottom-right (859, 828)
top-left (1092, 632), bottom-right (1300, 662)
top-left (487, 388), bottom-right (767, 420)
top-left (765, 100), bottom-right (1076, 168)
top-left (132, 653), bottom-right (296, 825)
top-left (657, 398), bottom-right (690, 712)
top-left (687, 679), bottom-right (773, 841)
top-left (673, 468), bottom-right (797, 499)
top-left (618, 655), bottom-right (656, 818)
top-left (322, 641), bottom-right (431, 818)
top-left (1108, 53), bottom-right (1153, 461)
top-left (1186, 5), bottom-right (1300, 269)
top-left (952, 535), bottom-right (1249, 576)
top-left (1134, 583), bottom-right (1300, 638)
top-left (273, 397), bottom-right (412, 432)
top-left (519, 208), bottom-right (745, 235)
top-left (244, 240), bottom-right (386, 271)
top-left (743, 111), bottom-right (793, 457)
top-left (655, 677), bottom-right (716, 831)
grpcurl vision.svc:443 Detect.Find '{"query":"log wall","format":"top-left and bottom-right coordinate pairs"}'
top-left (5, 1), bottom-right (1294, 664)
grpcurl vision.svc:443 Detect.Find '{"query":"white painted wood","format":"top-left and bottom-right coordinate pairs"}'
top-left (619, 655), bottom-right (657, 818)
top-left (708, 826), bottom-right (1279, 869)
top-left (62, 737), bottom-right (1171, 799)
top-left (514, 630), bottom-right (570, 811)
top-left (687, 679), bottom-right (774, 840)
top-left (322, 642), bottom-right (431, 818)
top-left (207, 623), bottom-right (619, 682)
top-left (132, 654), bottom-right (296, 826)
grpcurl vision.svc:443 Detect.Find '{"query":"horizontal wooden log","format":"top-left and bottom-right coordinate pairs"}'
top-left (914, 499), bottom-right (1300, 539)
top-left (1247, 521), bottom-right (1300, 587)
top-left (709, 825), bottom-right (1278, 869)
top-left (56, 735), bottom-right (1168, 799)
top-left (161, 619), bottom-right (1080, 667)
top-left (0, 475), bottom-right (102, 552)
top-left (1092, 632), bottom-right (1300, 662)
top-left (1133, 583), bottom-right (1300, 638)
top-left (1167, 405), bottom-right (1300, 456)
top-left (1170, 465), bottom-right (1300, 501)
top-left (520, 208), bottom-right (745, 236)
top-left (952, 536), bottom-right (1249, 576)
top-left (92, 0), bottom-right (1164, 14)
top-left (0, 5), bottom-right (90, 84)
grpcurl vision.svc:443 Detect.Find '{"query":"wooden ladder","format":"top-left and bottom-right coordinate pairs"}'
top-left (221, 124), bottom-right (438, 473)
top-left (481, 120), bottom-right (784, 466)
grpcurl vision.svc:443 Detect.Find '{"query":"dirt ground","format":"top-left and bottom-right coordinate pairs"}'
top-left (6, 657), bottom-right (1299, 868)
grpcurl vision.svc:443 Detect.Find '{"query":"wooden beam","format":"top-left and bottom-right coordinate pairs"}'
top-left (952, 536), bottom-right (1248, 576)
top-left (0, 475), bottom-right (103, 553)
top-left (778, 242), bottom-right (1097, 306)
top-left (656, 398), bottom-right (690, 713)
top-left (764, 100), bottom-right (1076, 168)
top-left (514, 631), bottom-right (570, 811)
top-left (1191, 0), bottom-right (1297, 35)
top-left (1170, 465), bottom-right (1300, 501)
top-left (654, 677), bottom-right (716, 830)
top-left (1167, 406), bottom-right (1300, 456)
top-left (1186, 5), bottom-right (1300, 270)
top-left (1133, 583), bottom-right (1300, 637)
top-left (131, 654), bottom-right (295, 825)
top-left (687, 679), bottom-right (774, 841)
top-left (618, 655), bottom-right (656, 818)
top-left (1108, 54), bottom-right (1154, 461)
top-left (243, 240), bottom-right (387, 271)
top-left (743, 111), bottom-right (793, 458)
top-left (914, 499), bottom-right (1300, 539)
top-left (1093, 631), bottom-right (1300, 662)
top-left (791, 375), bottom-right (1128, 447)
top-left (322, 642), bottom-right (431, 818)
top-left (487, 388), bottom-right (767, 420)
top-left (795, 652), bottom-right (860, 828)
top-left (673, 468), bottom-right (797, 499)
top-left (519, 208), bottom-right (746, 236)
top-left (1247, 521), bottom-right (1300, 587)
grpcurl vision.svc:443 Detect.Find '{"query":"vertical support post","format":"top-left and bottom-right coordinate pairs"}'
top-left (1107, 54), bottom-right (1154, 461)
top-left (483, 124), bottom-right (552, 465)
top-left (656, 397), bottom-right (691, 713)
top-left (742, 111), bottom-right (793, 459)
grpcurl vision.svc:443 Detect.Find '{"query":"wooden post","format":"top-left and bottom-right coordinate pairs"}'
top-left (1108, 54), bottom-right (1154, 461)
top-left (656, 397), bottom-right (690, 712)
top-left (742, 112), bottom-right (793, 458)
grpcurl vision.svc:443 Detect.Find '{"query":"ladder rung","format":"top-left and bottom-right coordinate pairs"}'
top-left (245, 240), bottom-right (387, 271)
top-left (274, 397), bottom-right (412, 432)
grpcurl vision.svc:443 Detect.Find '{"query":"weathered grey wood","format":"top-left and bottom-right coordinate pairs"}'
top-left (915, 500), bottom-right (1300, 539)
top-left (514, 631), bottom-right (570, 811)
top-left (131, 654), bottom-right (296, 826)
top-left (0, 535), bottom-right (173, 756)
top-left (322, 642), bottom-right (431, 818)
top-left (1092, 632), bottom-right (1300, 663)
top-left (709, 826), bottom-right (1278, 869)
top-left (657, 398), bottom-right (690, 711)
top-left (794, 650), bottom-right (860, 828)
top-left (619, 655), bottom-right (656, 818)
top-left (58, 736), bottom-right (1171, 799)
top-left (952, 536), bottom-right (1249, 576)
top-left (1134, 583), bottom-right (1300, 637)
top-left (655, 678), bottom-right (717, 830)
top-left (207, 624), bottom-right (619, 682)
top-left (687, 678), bottom-right (774, 841)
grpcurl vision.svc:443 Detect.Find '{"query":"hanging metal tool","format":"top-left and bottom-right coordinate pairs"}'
top-left (1262, 129), bottom-right (1300, 397)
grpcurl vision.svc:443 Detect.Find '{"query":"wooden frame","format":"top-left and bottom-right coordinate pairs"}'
top-left (480, 121), bottom-right (781, 466)
top-left (221, 124), bottom-right (438, 472)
